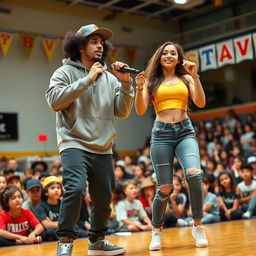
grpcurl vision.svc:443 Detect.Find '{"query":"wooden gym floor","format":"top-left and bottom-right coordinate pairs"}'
top-left (0, 219), bottom-right (255, 256)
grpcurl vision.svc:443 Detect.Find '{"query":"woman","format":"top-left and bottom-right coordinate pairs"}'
top-left (135, 42), bottom-right (208, 250)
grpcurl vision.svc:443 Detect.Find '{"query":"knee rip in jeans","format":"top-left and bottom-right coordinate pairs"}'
top-left (185, 167), bottom-right (203, 177)
top-left (158, 184), bottom-right (173, 196)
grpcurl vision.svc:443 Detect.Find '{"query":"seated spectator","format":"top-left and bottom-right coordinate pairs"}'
top-left (7, 175), bottom-right (27, 201)
top-left (8, 158), bottom-right (23, 176)
top-left (240, 124), bottom-right (254, 157)
top-left (133, 162), bottom-right (147, 188)
top-left (31, 160), bottom-right (48, 174)
top-left (0, 157), bottom-right (8, 175)
top-left (237, 165), bottom-right (256, 219)
top-left (115, 180), bottom-right (152, 232)
top-left (230, 156), bottom-right (243, 184)
top-left (217, 171), bottom-right (243, 221)
top-left (3, 168), bottom-right (15, 181)
top-left (36, 176), bottom-right (63, 241)
top-left (123, 155), bottom-right (136, 176)
top-left (0, 175), bottom-right (7, 193)
top-left (164, 175), bottom-right (187, 228)
top-left (22, 179), bottom-right (42, 215)
top-left (178, 175), bottom-right (220, 226)
top-left (0, 186), bottom-right (43, 246)
top-left (247, 155), bottom-right (256, 180)
top-left (138, 178), bottom-right (155, 220)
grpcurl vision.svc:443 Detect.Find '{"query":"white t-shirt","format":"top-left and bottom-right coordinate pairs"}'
top-left (238, 180), bottom-right (256, 198)
top-left (115, 198), bottom-right (147, 226)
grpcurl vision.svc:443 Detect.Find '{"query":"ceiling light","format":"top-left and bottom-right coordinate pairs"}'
top-left (173, 0), bottom-right (189, 4)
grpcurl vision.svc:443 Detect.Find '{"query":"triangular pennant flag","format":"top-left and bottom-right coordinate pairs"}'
top-left (124, 46), bottom-right (137, 66)
top-left (42, 37), bottom-right (57, 61)
top-left (20, 33), bottom-right (37, 58)
top-left (108, 46), bottom-right (121, 63)
top-left (0, 32), bottom-right (15, 56)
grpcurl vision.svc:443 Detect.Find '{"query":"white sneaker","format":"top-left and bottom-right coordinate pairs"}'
top-left (177, 219), bottom-right (189, 227)
top-left (149, 228), bottom-right (161, 251)
top-left (242, 211), bottom-right (251, 219)
top-left (192, 225), bottom-right (208, 248)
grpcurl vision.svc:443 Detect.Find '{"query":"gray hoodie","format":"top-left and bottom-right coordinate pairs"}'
top-left (46, 58), bottom-right (134, 154)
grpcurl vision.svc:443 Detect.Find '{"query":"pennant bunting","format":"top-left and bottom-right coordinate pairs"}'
top-left (234, 34), bottom-right (253, 63)
top-left (252, 33), bottom-right (256, 56)
top-left (20, 33), bottom-right (37, 58)
top-left (108, 46), bottom-right (121, 63)
top-left (216, 40), bottom-right (235, 68)
top-left (42, 36), bottom-right (57, 61)
top-left (124, 46), bottom-right (137, 66)
top-left (0, 32), bottom-right (15, 56)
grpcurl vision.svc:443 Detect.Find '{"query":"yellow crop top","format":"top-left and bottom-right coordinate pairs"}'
top-left (153, 79), bottom-right (189, 113)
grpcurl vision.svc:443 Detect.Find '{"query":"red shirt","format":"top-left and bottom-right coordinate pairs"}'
top-left (0, 209), bottom-right (40, 236)
top-left (138, 197), bottom-right (152, 219)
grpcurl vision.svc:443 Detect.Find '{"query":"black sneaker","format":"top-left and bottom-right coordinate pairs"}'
top-left (88, 239), bottom-right (126, 255)
top-left (56, 237), bottom-right (74, 256)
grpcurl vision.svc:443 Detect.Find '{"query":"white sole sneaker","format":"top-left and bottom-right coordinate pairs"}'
top-left (149, 229), bottom-right (162, 251)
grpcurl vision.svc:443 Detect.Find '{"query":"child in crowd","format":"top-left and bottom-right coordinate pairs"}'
top-left (0, 175), bottom-right (7, 193)
top-left (115, 180), bottom-right (152, 232)
top-left (0, 186), bottom-right (43, 246)
top-left (22, 179), bottom-right (42, 215)
top-left (7, 175), bottom-right (27, 201)
top-left (35, 176), bottom-right (63, 241)
top-left (178, 176), bottom-right (220, 226)
top-left (164, 175), bottom-right (187, 227)
top-left (237, 165), bottom-right (256, 219)
top-left (217, 171), bottom-right (243, 221)
top-left (138, 178), bottom-right (155, 220)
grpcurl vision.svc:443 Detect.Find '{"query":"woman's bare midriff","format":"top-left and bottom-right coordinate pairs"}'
top-left (155, 109), bottom-right (188, 123)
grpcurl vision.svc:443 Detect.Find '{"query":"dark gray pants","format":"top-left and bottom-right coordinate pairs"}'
top-left (56, 148), bottom-right (115, 241)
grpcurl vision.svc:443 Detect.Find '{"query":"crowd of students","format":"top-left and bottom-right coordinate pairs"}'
top-left (0, 109), bottom-right (255, 247)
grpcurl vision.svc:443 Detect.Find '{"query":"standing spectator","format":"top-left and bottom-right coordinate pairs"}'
top-left (8, 159), bottom-right (23, 176)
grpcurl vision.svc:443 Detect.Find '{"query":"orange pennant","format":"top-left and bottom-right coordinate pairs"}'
top-left (0, 32), bottom-right (14, 56)
top-left (124, 47), bottom-right (137, 66)
top-left (42, 37), bottom-right (57, 61)
top-left (20, 33), bottom-right (37, 58)
top-left (108, 47), bottom-right (121, 63)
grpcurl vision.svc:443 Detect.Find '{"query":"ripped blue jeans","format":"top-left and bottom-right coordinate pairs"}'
top-left (150, 118), bottom-right (204, 228)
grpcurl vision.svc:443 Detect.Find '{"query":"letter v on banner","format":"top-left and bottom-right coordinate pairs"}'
top-left (42, 36), bottom-right (58, 61)
top-left (234, 34), bottom-right (253, 63)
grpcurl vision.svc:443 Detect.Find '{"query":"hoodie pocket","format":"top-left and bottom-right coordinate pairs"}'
top-left (67, 116), bottom-right (116, 149)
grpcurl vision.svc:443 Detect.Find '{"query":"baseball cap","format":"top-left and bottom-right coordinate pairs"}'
top-left (247, 156), bottom-right (256, 164)
top-left (26, 179), bottom-right (42, 190)
top-left (42, 176), bottom-right (61, 189)
top-left (76, 24), bottom-right (112, 40)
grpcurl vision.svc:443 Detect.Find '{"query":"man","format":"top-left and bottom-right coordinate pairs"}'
top-left (46, 24), bottom-right (134, 256)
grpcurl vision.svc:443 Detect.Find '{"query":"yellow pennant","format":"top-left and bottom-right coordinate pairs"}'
top-left (124, 47), bottom-right (137, 66)
top-left (108, 46), bottom-right (121, 63)
top-left (0, 32), bottom-right (14, 56)
top-left (42, 38), bottom-right (57, 61)
top-left (20, 33), bottom-right (37, 58)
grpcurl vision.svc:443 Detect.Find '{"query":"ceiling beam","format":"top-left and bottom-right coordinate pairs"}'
top-left (121, 0), bottom-right (158, 15)
top-left (97, 0), bottom-right (121, 10)
top-left (146, 6), bottom-right (174, 18)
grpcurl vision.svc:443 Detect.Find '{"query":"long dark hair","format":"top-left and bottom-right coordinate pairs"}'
top-left (217, 171), bottom-right (237, 193)
top-left (62, 32), bottom-right (111, 62)
top-left (145, 42), bottom-right (189, 99)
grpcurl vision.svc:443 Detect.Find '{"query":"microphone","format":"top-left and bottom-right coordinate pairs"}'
top-left (110, 64), bottom-right (141, 74)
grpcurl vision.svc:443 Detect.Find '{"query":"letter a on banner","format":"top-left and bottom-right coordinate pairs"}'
top-left (20, 33), bottom-right (37, 58)
top-left (216, 40), bottom-right (235, 68)
top-left (42, 36), bottom-right (57, 61)
top-left (234, 34), bottom-right (253, 63)
top-left (0, 32), bottom-right (14, 56)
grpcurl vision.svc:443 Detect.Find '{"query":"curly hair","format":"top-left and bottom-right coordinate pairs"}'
top-left (62, 31), bottom-right (111, 62)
